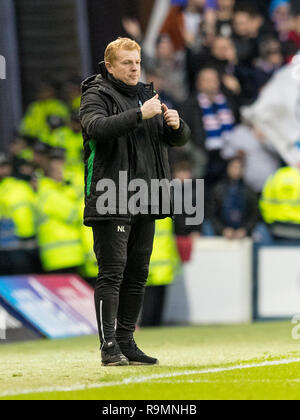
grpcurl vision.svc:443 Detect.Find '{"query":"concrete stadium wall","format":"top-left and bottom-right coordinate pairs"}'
top-left (163, 238), bottom-right (300, 325)
top-left (163, 238), bottom-right (253, 325)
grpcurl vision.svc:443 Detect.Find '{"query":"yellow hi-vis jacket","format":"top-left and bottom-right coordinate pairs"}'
top-left (48, 126), bottom-right (83, 168)
top-left (79, 224), bottom-right (98, 279)
top-left (37, 177), bottom-right (84, 271)
top-left (260, 166), bottom-right (300, 224)
top-left (147, 218), bottom-right (180, 286)
top-left (76, 199), bottom-right (98, 279)
top-left (20, 98), bottom-right (69, 140)
top-left (0, 177), bottom-right (37, 239)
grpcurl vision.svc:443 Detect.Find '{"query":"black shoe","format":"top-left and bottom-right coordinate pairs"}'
top-left (101, 340), bottom-right (129, 366)
top-left (118, 339), bottom-right (159, 366)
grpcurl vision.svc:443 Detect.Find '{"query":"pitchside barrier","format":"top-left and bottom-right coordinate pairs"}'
top-left (163, 238), bottom-right (253, 325)
top-left (0, 275), bottom-right (98, 343)
top-left (163, 238), bottom-right (300, 324)
top-left (253, 242), bottom-right (300, 320)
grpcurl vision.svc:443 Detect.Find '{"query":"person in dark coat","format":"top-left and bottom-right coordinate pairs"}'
top-left (206, 156), bottom-right (259, 239)
top-left (180, 66), bottom-right (235, 191)
top-left (79, 37), bottom-right (190, 367)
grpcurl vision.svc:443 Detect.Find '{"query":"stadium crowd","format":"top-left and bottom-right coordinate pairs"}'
top-left (1, 0), bottom-right (300, 319)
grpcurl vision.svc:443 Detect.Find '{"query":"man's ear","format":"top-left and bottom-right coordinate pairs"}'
top-left (105, 62), bottom-right (113, 74)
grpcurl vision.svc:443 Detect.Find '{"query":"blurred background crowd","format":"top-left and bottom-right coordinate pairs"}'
top-left (1, 0), bottom-right (300, 325)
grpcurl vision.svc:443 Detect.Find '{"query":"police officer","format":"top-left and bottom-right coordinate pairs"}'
top-left (0, 153), bottom-right (38, 275)
top-left (36, 148), bottom-right (84, 273)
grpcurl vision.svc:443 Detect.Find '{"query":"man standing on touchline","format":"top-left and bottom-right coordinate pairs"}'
top-left (79, 37), bottom-right (190, 366)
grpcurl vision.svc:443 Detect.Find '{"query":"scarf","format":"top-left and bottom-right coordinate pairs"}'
top-left (288, 31), bottom-right (300, 49)
top-left (198, 93), bottom-right (235, 151)
top-left (108, 74), bottom-right (142, 98)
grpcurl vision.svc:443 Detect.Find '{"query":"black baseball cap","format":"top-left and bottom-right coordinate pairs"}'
top-left (46, 115), bottom-right (66, 130)
top-left (0, 152), bottom-right (12, 166)
top-left (33, 140), bottom-right (52, 155)
top-left (49, 147), bottom-right (66, 161)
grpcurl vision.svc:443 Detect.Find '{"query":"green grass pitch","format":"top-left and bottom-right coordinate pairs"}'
top-left (1, 321), bottom-right (300, 400)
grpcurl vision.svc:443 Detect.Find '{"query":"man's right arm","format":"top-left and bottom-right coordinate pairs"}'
top-left (79, 88), bottom-right (142, 141)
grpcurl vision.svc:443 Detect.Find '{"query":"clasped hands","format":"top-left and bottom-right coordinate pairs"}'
top-left (141, 94), bottom-right (180, 130)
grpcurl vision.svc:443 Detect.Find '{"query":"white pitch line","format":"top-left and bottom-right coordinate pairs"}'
top-left (1, 358), bottom-right (300, 398)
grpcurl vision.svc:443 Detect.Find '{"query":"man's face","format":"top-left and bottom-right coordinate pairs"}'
top-left (106, 49), bottom-right (141, 86)
top-left (0, 164), bottom-right (12, 179)
top-left (233, 12), bottom-right (252, 37)
top-left (156, 37), bottom-right (174, 59)
top-left (188, 0), bottom-right (205, 12)
top-left (273, 4), bottom-right (290, 23)
top-left (212, 37), bottom-right (235, 61)
top-left (196, 69), bottom-right (220, 96)
top-left (227, 160), bottom-right (244, 181)
top-left (48, 159), bottom-right (64, 183)
top-left (218, 0), bottom-right (235, 11)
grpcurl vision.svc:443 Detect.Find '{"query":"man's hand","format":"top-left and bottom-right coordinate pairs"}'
top-left (234, 228), bottom-right (247, 239)
top-left (222, 75), bottom-right (241, 95)
top-left (122, 17), bottom-right (142, 40)
top-left (141, 94), bottom-right (162, 120)
top-left (222, 227), bottom-right (235, 240)
top-left (162, 104), bottom-right (180, 130)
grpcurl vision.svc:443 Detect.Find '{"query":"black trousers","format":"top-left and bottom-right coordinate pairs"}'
top-left (92, 215), bottom-right (155, 346)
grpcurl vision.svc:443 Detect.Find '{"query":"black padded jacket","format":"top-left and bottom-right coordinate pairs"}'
top-left (79, 63), bottom-right (190, 226)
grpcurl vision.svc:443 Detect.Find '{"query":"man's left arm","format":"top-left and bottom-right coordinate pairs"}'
top-left (161, 104), bottom-right (191, 147)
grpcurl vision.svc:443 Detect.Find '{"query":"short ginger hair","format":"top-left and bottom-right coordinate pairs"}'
top-left (104, 37), bottom-right (141, 64)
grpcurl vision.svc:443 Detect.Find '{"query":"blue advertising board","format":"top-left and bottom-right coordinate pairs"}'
top-left (0, 275), bottom-right (98, 339)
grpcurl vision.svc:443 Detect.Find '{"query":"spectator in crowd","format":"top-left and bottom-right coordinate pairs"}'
top-left (172, 160), bottom-right (203, 262)
top-left (13, 159), bottom-right (35, 184)
top-left (269, 0), bottom-right (291, 42)
top-left (8, 133), bottom-right (34, 178)
top-left (180, 66), bottom-right (235, 189)
top-left (141, 218), bottom-right (180, 327)
top-left (259, 166), bottom-right (300, 241)
top-left (284, 3), bottom-right (300, 61)
top-left (122, 16), bottom-right (144, 45)
top-left (48, 111), bottom-right (83, 170)
top-left (222, 123), bottom-right (281, 194)
top-left (254, 37), bottom-right (284, 84)
top-left (36, 148), bottom-right (84, 274)
top-left (160, 0), bottom-right (206, 51)
top-left (232, 2), bottom-right (275, 65)
top-left (203, 9), bottom-right (280, 105)
top-left (232, 2), bottom-right (259, 64)
top-left (207, 36), bottom-right (244, 109)
top-left (215, 0), bottom-right (236, 37)
top-left (32, 140), bottom-right (51, 176)
top-left (63, 76), bottom-right (82, 112)
top-left (44, 115), bottom-right (66, 140)
top-left (20, 79), bottom-right (69, 141)
top-left (144, 34), bottom-right (188, 104)
top-left (186, 35), bottom-right (241, 105)
top-left (0, 153), bottom-right (39, 275)
top-left (206, 156), bottom-right (259, 239)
